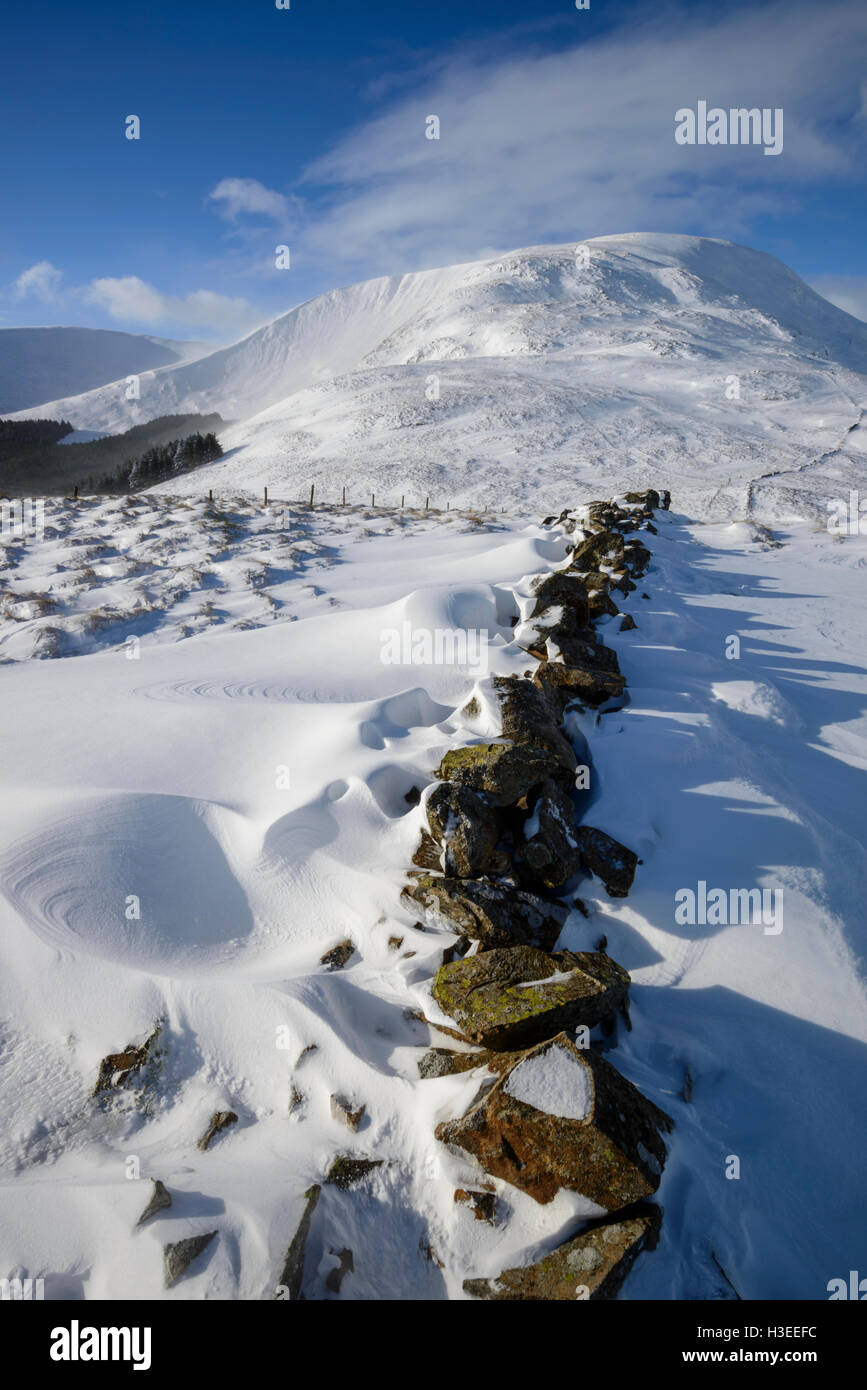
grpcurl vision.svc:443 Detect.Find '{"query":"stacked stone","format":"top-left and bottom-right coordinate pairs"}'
top-left (409, 488), bottom-right (673, 1299)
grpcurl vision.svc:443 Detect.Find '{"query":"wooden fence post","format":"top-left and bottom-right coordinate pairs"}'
top-left (309, 484), bottom-right (315, 508)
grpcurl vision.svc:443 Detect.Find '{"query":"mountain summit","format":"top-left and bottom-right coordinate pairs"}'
top-left (13, 235), bottom-right (867, 518)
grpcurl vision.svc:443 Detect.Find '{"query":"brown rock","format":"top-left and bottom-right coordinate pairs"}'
top-left (454, 1188), bottom-right (497, 1224)
top-left (435, 1032), bottom-right (671, 1208)
top-left (197, 1110), bottom-right (238, 1151)
top-left (320, 939), bottom-right (355, 971)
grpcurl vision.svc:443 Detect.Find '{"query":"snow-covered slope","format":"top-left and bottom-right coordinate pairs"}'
top-left (14, 235), bottom-right (867, 522)
top-left (1, 499), bottom-right (865, 1299)
top-left (0, 327), bottom-right (210, 415)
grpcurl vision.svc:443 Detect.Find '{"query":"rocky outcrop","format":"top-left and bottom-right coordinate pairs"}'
top-left (435, 1033), bottom-right (671, 1207)
top-left (431, 946), bottom-right (630, 1050)
top-left (402, 876), bottom-right (568, 951)
top-left (463, 1209), bottom-right (661, 1300)
top-left (403, 490), bottom-right (672, 1298)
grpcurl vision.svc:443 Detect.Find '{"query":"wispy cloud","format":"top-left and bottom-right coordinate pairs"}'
top-left (84, 276), bottom-right (262, 335)
top-left (208, 177), bottom-right (292, 224)
top-left (284, 0), bottom-right (867, 277)
top-left (13, 261), bottom-right (63, 301)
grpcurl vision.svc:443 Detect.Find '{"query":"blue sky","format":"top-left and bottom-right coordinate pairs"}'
top-left (2, 0), bottom-right (866, 341)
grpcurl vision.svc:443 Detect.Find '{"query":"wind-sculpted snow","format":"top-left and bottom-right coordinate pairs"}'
top-left (13, 234), bottom-right (867, 523)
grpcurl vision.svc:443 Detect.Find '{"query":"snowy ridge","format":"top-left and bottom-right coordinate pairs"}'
top-left (12, 235), bottom-right (867, 524)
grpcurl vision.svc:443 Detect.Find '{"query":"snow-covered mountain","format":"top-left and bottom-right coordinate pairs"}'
top-left (0, 326), bottom-right (211, 415)
top-left (12, 234), bottom-right (867, 520)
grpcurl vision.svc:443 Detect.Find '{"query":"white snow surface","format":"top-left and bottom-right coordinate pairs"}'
top-left (0, 496), bottom-right (865, 1300)
top-left (503, 1043), bottom-right (592, 1121)
top-left (12, 233), bottom-right (867, 525)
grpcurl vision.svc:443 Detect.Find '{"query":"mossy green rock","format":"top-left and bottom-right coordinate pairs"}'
top-left (463, 1209), bottom-right (661, 1300)
top-left (437, 742), bottom-right (562, 807)
top-left (435, 1032), bottom-right (672, 1208)
top-left (401, 876), bottom-right (568, 951)
top-left (432, 945), bottom-right (630, 1050)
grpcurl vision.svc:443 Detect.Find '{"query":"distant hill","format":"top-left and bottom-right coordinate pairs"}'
top-left (0, 327), bottom-right (210, 414)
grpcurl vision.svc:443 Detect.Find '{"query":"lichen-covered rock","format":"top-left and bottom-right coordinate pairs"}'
top-left (275, 1184), bottom-right (320, 1300)
top-left (401, 876), bottom-right (568, 951)
top-left (576, 826), bottom-right (639, 897)
top-left (164, 1231), bottom-right (218, 1289)
top-left (435, 1032), bottom-right (671, 1207)
top-left (437, 742), bottom-right (561, 807)
top-left (519, 780), bottom-right (582, 888)
top-left (431, 945), bottom-right (630, 1050)
top-left (463, 1209), bottom-right (661, 1300)
top-left (533, 662), bottom-right (626, 714)
top-left (568, 530), bottom-right (626, 573)
top-left (425, 782), bottom-right (501, 877)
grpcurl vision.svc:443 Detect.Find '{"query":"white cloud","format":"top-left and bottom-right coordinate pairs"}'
top-left (294, 0), bottom-right (867, 275)
top-left (84, 276), bottom-right (262, 335)
top-left (208, 177), bottom-right (290, 223)
top-left (809, 276), bottom-right (867, 324)
top-left (13, 261), bottom-right (63, 302)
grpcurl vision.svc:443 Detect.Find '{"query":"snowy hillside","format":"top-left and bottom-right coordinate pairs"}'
top-left (13, 235), bottom-right (867, 523)
top-left (0, 327), bottom-right (210, 415)
top-left (0, 493), bottom-right (865, 1300)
